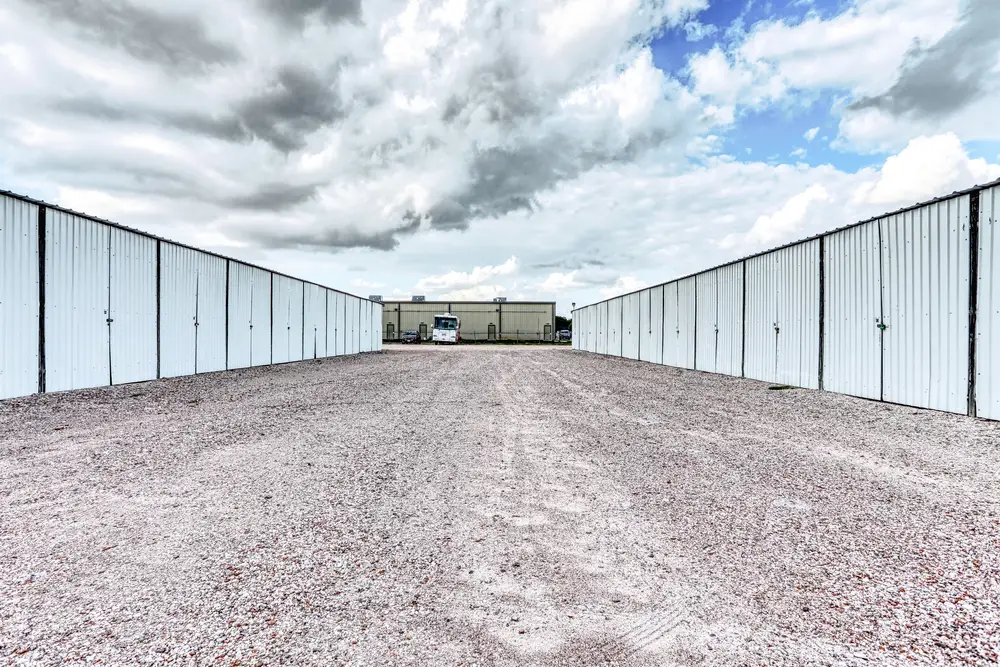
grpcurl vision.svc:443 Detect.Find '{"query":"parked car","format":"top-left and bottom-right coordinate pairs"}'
top-left (557, 330), bottom-right (572, 341)
top-left (401, 330), bottom-right (421, 344)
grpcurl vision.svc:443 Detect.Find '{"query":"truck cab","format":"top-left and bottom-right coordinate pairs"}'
top-left (432, 314), bottom-right (460, 344)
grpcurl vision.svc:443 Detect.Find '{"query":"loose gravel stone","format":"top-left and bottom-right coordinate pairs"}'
top-left (1, 345), bottom-right (998, 665)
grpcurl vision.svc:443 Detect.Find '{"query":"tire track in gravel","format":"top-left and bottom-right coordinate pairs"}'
top-left (430, 349), bottom-right (725, 666)
top-left (533, 349), bottom-right (1000, 666)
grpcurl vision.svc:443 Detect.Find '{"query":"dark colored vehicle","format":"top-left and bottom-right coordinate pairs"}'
top-left (401, 330), bottom-right (421, 344)
top-left (557, 330), bottom-right (572, 341)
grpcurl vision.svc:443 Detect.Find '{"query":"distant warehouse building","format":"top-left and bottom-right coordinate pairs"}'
top-left (380, 299), bottom-right (556, 342)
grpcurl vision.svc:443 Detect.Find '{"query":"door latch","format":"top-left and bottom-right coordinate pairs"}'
top-left (877, 322), bottom-right (887, 332)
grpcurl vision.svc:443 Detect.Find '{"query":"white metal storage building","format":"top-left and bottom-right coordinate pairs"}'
top-left (0, 189), bottom-right (382, 401)
top-left (573, 179), bottom-right (1000, 420)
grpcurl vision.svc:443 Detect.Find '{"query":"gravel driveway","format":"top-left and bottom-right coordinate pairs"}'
top-left (1, 345), bottom-right (998, 666)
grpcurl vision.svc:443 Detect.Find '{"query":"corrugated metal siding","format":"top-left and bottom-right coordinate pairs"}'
top-left (327, 291), bottom-right (341, 356)
top-left (227, 262), bottom-right (253, 370)
top-left (622, 292), bottom-right (640, 359)
top-left (45, 210), bottom-right (111, 392)
top-left (194, 253), bottom-right (227, 374)
top-left (303, 283), bottom-right (327, 359)
top-left (677, 278), bottom-right (696, 370)
top-left (824, 221), bottom-right (882, 400)
top-left (775, 241), bottom-right (820, 389)
top-left (664, 281), bottom-right (696, 369)
top-left (109, 228), bottom-right (157, 385)
top-left (249, 267), bottom-right (272, 367)
top-left (594, 304), bottom-right (603, 354)
top-left (159, 243), bottom-right (198, 378)
top-left (663, 282), bottom-right (679, 366)
top-left (744, 253), bottom-right (779, 384)
top-left (695, 271), bottom-right (717, 372)
top-left (361, 300), bottom-right (371, 352)
top-left (638, 289), bottom-right (651, 362)
top-left (608, 297), bottom-right (623, 356)
top-left (745, 243), bottom-right (820, 387)
top-left (978, 186), bottom-right (1000, 419)
top-left (373, 303), bottom-right (383, 351)
top-left (0, 196), bottom-right (39, 399)
top-left (272, 275), bottom-right (305, 363)
top-left (160, 246), bottom-right (226, 376)
top-left (588, 306), bottom-right (598, 353)
top-left (716, 262), bottom-right (744, 377)
top-left (649, 285), bottom-right (664, 365)
top-left (500, 304), bottom-right (554, 340)
top-left (345, 295), bottom-right (358, 354)
top-left (881, 198), bottom-right (970, 413)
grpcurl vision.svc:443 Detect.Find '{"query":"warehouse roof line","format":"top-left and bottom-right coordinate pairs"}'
top-left (572, 176), bottom-right (1000, 313)
top-left (0, 187), bottom-right (378, 305)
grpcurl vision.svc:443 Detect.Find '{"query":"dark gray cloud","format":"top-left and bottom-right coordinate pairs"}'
top-left (261, 0), bottom-right (362, 27)
top-left (53, 96), bottom-right (251, 143)
top-left (233, 66), bottom-right (344, 152)
top-left (32, 0), bottom-right (241, 74)
top-left (414, 140), bottom-right (584, 231)
top-left (239, 211), bottom-right (421, 251)
top-left (224, 183), bottom-right (321, 211)
top-left (409, 126), bottom-right (676, 233)
top-left (440, 55), bottom-right (541, 128)
top-left (53, 65), bottom-right (343, 151)
top-left (849, 0), bottom-right (1000, 119)
top-left (27, 155), bottom-right (204, 198)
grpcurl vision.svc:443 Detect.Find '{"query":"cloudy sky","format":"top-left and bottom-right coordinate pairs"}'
top-left (2, 0), bottom-right (999, 314)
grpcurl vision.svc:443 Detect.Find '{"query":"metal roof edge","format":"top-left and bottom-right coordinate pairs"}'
top-left (0, 187), bottom-right (378, 305)
top-left (571, 177), bottom-right (1000, 313)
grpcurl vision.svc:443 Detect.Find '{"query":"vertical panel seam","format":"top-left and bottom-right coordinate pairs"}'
top-left (225, 261), bottom-right (230, 370)
top-left (878, 216), bottom-right (886, 403)
top-left (818, 236), bottom-right (826, 391)
top-left (107, 227), bottom-right (113, 386)
top-left (741, 260), bottom-right (747, 378)
top-left (969, 191), bottom-right (980, 417)
top-left (156, 241), bottom-right (161, 379)
top-left (37, 206), bottom-right (46, 394)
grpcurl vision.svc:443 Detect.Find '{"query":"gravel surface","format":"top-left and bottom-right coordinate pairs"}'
top-left (1, 345), bottom-right (998, 666)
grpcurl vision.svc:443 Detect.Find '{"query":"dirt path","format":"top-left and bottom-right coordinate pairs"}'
top-left (1, 346), bottom-right (998, 665)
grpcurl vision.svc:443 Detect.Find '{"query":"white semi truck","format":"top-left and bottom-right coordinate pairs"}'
top-left (432, 314), bottom-right (461, 344)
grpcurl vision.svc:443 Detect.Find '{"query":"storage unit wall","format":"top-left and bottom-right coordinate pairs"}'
top-left (0, 190), bottom-right (380, 401)
top-left (572, 179), bottom-right (1000, 419)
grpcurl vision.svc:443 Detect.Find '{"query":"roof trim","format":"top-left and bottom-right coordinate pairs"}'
top-left (572, 177), bottom-right (1000, 313)
top-left (0, 187), bottom-right (378, 304)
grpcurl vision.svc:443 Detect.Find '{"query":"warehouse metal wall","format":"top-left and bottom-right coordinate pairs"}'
top-left (715, 262), bottom-right (744, 377)
top-left (0, 191), bottom-right (380, 400)
top-left (0, 197), bottom-right (39, 400)
top-left (45, 209), bottom-right (111, 392)
top-left (572, 180), bottom-right (1000, 420)
top-left (304, 283), bottom-right (327, 360)
top-left (824, 220), bottom-right (882, 400)
top-left (881, 198), bottom-right (970, 413)
top-left (608, 297), bottom-right (623, 356)
top-left (622, 292), bottom-right (640, 359)
top-left (109, 228), bottom-right (157, 385)
top-left (978, 185), bottom-right (1000, 420)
